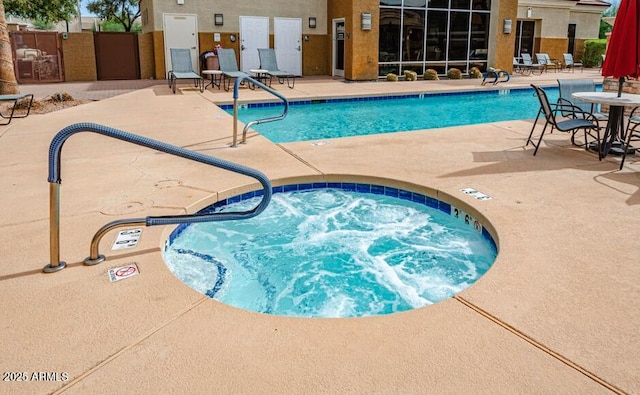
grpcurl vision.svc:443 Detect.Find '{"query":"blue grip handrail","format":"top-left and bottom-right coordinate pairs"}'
top-left (44, 122), bottom-right (272, 272)
top-left (231, 75), bottom-right (289, 147)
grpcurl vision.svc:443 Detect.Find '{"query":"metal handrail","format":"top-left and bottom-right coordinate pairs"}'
top-left (43, 123), bottom-right (272, 273)
top-left (231, 75), bottom-right (289, 147)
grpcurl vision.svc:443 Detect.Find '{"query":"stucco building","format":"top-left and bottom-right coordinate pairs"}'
top-left (139, 0), bottom-right (610, 80)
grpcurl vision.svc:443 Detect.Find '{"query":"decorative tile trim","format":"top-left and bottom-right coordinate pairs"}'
top-left (219, 84), bottom-right (603, 111)
top-left (167, 183), bottom-right (497, 251)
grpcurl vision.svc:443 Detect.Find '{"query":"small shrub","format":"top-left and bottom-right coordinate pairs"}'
top-left (447, 68), bottom-right (462, 79)
top-left (583, 39), bottom-right (607, 67)
top-left (423, 69), bottom-right (439, 80)
top-left (468, 67), bottom-right (482, 79)
top-left (386, 73), bottom-right (398, 81)
top-left (403, 70), bottom-right (418, 81)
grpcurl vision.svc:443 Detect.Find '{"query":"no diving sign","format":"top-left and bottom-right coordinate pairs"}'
top-left (108, 263), bottom-right (140, 282)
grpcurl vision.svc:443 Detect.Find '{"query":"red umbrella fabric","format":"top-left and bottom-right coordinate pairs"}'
top-left (602, 0), bottom-right (640, 96)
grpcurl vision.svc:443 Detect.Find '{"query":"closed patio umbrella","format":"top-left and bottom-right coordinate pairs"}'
top-left (602, 0), bottom-right (640, 97)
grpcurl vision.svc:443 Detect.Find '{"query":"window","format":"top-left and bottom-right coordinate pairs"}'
top-left (379, 0), bottom-right (491, 77)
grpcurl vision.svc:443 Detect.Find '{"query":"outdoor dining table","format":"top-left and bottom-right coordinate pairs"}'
top-left (572, 91), bottom-right (640, 157)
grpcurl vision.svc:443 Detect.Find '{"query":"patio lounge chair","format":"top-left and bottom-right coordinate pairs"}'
top-left (0, 93), bottom-right (34, 125)
top-left (257, 48), bottom-right (296, 89)
top-left (527, 84), bottom-right (602, 159)
top-left (167, 48), bottom-right (204, 94)
top-left (562, 53), bottom-right (583, 72)
top-left (513, 57), bottom-right (531, 75)
top-left (217, 48), bottom-right (251, 91)
top-left (619, 107), bottom-right (640, 169)
top-left (520, 53), bottom-right (544, 75)
top-left (535, 53), bottom-right (561, 72)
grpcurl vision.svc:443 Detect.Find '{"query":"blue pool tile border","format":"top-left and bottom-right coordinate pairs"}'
top-left (218, 83), bottom-right (601, 111)
top-left (218, 87), bottom-right (537, 110)
top-left (167, 182), bottom-right (497, 252)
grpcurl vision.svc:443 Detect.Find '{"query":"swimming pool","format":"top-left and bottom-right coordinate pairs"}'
top-left (226, 87), bottom-right (562, 143)
top-left (163, 182), bottom-right (498, 318)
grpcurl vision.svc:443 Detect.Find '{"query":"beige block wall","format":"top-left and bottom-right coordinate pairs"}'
top-left (538, 37), bottom-right (568, 63)
top-left (61, 33), bottom-right (97, 82)
top-left (327, 0), bottom-right (379, 81)
top-left (570, 9), bottom-right (603, 40)
top-left (302, 35), bottom-right (330, 75)
top-left (490, 0), bottom-right (518, 72)
top-left (350, 0), bottom-right (379, 80)
top-left (152, 31), bottom-right (165, 80)
top-left (138, 33), bottom-right (155, 80)
top-left (518, 1), bottom-right (606, 59)
top-left (327, 0), bottom-right (351, 78)
top-left (144, 0), bottom-right (328, 35)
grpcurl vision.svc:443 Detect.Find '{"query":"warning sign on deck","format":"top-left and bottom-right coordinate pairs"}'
top-left (112, 229), bottom-right (142, 250)
top-left (108, 263), bottom-right (140, 282)
top-left (460, 188), bottom-right (492, 201)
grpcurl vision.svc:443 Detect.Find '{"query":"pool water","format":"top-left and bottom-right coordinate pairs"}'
top-left (163, 185), bottom-right (498, 318)
top-left (229, 87), bottom-right (561, 143)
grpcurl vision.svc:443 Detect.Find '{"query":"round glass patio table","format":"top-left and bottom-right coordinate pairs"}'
top-left (572, 91), bottom-right (640, 157)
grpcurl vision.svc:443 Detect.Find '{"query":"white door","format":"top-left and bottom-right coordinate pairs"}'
top-left (163, 14), bottom-right (199, 75)
top-left (239, 16), bottom-right (269, 72)
top-left (333, 19), bottom-right (345, 77)
top-left (274, 17), bottom-right (302, 76)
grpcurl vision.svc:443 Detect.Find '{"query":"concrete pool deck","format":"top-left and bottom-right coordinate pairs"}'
top-left (1, 70), bottom-right (638, 394)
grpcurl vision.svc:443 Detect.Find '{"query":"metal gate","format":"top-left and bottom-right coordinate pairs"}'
top-left (10, 31), bottom-right (64, 83)
top-left (94, 32), bottom-right (140, 80)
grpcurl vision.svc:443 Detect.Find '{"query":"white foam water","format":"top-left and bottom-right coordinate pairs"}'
top-left (164, 189), bottom-right (497, 317)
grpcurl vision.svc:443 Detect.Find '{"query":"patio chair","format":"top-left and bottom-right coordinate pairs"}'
top-left (217, 48), bottom-right (251, 91)
top-left (527, 84), bottom-right (602, 159)
top-left (520, 53), bottom-right (544, 75)
top-left (619, 107), bottom-right (640, 169)
top-left (562, 53), bottom-right (583, 72)
top-left (257, 48), bottom-right (296, 89)
top-left (167, 48), bottom-right (204, 94)
top-left (513, 57), bottom-right (531, 75)
top-left (535, 53), bottom-right (561, 72)
top-left (0, 93), bottom-right (34, 125)
top-left (556, 79), bottom-right (608, 123)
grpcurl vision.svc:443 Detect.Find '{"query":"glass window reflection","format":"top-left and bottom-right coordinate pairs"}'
top-left (377, 0), bottom-right (491, 76)
top-left (404, 0), bottom-right (427, 7)
top-left (402, 9), bottom-right (425, 61)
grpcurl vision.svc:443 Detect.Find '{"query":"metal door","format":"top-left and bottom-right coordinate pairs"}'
top-left (274, 17), bottom-right (302, 76)
top-left (163, 14), bottom-right (199, 75)
top-left (333, 19), bottom-right (345, 77)
top-left (239, 16), bottom-right (269, 72)
top-left (567, 24), bottom-right (576, 56)
top-left (94, 32), bottom-right (140, 80)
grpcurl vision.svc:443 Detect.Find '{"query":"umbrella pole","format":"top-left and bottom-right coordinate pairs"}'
top-left (618, 76), bottom-right (625, 97)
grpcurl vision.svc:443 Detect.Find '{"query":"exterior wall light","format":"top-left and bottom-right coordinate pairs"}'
top-left (361, 13), bottom-right (372, 30)
top-left (214, 14), bottom-right (224, 26)
top-left (503, 18), bottom-right (512, 34)
top-left (309, 17), bottom-right (317, 29)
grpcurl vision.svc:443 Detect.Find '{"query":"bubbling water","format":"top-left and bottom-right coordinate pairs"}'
top-left (163, 188), bottom-right (497, 317)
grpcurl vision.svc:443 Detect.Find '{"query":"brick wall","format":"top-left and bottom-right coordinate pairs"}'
top-left (61, 33), bottom-right (97, 82)
top-left (603, 77), bottom-right (640, 115)
top-left (138, 33), bottom-right (155, 80)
